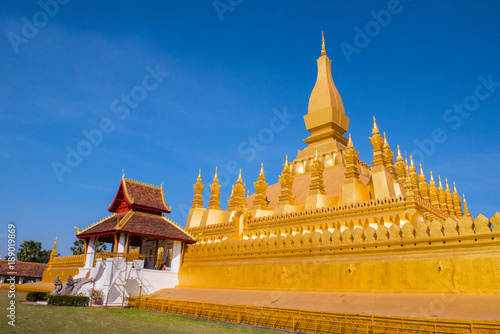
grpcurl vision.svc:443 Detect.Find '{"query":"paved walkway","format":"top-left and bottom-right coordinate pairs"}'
top-left (152, 288), bottom-right (500, 321)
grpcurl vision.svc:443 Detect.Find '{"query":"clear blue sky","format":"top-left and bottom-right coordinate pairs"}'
top-left (1, 1), bottom-right (499, 256)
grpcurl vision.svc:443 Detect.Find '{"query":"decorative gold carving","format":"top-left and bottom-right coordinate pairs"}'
top-left (445, 179), bottom-right (457, 218)
top-left (192, 170), bottom-right (204, 209)
top-left (309, 148), bottom-right (326, 195)
top-left (428, 172), bottom-right (439, 208)
top-left (453, 182), bottom-right (463, 218)
top-left (394, 145), bottom-right (406, 183)
top-left (208, 168), bottom-right (221, 210)
top-left (382, 133), bottom-right (396, 179)
top-left (418, 164), bottom-right (429, 201)
top-left (409, 156), bottom-right (419, 190)
top-left (369, 117), bottom-right (384, 167)
top-left (343, 134), bottom-right (359, 180)
top-left (228, 170), bottom-right (245, 210)
top-left (463, 195), bottom-right (472, 219)
top-left (278, 156), bottom-right (295, 205)
top-left (253, 164), bottom-right (268, 210)
top-left (435, 261), bottom-right (446, 274)
top-left (438, 176), bottom-right (448, 214)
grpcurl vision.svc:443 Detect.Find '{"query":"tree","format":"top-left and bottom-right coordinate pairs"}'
top-left (70, 239), bottom-right (108, 255)
top-left (38, 250), bottom-right (52, 263)
top-left (16, 240), bottom-right (54, 263)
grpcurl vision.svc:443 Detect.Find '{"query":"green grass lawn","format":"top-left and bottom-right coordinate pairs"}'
top-left (0, 290), bottom-right (279, 334)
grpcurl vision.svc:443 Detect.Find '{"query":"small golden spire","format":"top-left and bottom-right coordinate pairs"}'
top-left (50, 237), bottom-right (58, 260)
top-left (383, 132), bottom-right (389, 148)
top-left (347, 133), bottom-right (353, 148)
top-left (396, 145), bottom-right (402, 158)
top-left (122, 169), bottom-right (125, 178)
top-left (208, 167), bottom-right (221, 209)
top-left (285, 155), bottom-right (288, 167)
top-left (463, 194), bottom-right (472, 219)
top-left (372, 116), bottom-right (380, 135)
top-left (445, 178), bottom-right (450, 190)
top-left (259, 163), bottom-right (264, 175)
top-left (314, 146), bottom-right (318, 160)
top-left (321, 31), bottom-right (326, 56)
top-left (192, 169), bottom-right (204, 209)
top-left (438, 176), bottom-right (443, 189)
top-left (430, 171), bottom-right (434, 182)
top-left (419, 164), bottom-right (424, 176)
top-left (237, 169), bottom-right (242, 181)
top-left (410, 156), bottom-right (414, 166)
top-left (453, 182), bottom-right (458, 193)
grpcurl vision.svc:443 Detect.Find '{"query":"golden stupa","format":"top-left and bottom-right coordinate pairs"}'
top-left (180, 34), bottom-right (500, 294)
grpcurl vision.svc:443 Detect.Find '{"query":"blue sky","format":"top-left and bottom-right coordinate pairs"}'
top-left (1, 1), bottom-right (499, 256)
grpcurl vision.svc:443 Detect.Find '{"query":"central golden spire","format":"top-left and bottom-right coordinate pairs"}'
top-left (303, 32), bottom-right (350, 147)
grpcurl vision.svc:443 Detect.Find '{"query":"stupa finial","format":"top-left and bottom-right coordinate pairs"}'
top-left (321, 31), bottom-right (326, 56)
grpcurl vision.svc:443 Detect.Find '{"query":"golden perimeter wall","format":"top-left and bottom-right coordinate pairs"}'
top-left (178, 213), bottom-right (500, 294)
top-left (41, 254), bottom-right (84, 283)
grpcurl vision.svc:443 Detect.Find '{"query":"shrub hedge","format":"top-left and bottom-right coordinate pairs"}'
top-left (26, 291), bottom-right (49, 302)
top-left (47, 295), bottom-right (89, 307)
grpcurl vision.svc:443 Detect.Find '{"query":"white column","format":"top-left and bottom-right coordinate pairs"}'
top-left (18, 277), bottom-right (24, 284)
top-left (85, 236), bottom-right (97, 268)
top-left (117, 233), bottom-right (126, 254)
top-left (170, 241), bottom-right (182, 273)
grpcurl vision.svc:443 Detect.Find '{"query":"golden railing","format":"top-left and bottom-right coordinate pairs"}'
top-left (0, 283), bottom-right (52, 293)
top-left (48, 254), bottom-right (85, 268)
top-left (127, 296), bottom-right (500, 334)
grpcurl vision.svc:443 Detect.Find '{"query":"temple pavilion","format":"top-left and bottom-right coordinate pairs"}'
top-left (75, 176), bottom-right (195, 271)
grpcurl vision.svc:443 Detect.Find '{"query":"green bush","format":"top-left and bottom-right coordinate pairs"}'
top-left (26, 291), bottom-right (49, 302)
top-left (47, 295), bottom-right (89, 307)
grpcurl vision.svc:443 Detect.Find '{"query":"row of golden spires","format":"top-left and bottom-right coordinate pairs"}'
top-left (190, 117), bottom-right (471, 221)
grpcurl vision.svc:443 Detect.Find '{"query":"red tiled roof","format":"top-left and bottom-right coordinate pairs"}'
top-left (108, 178), bottom-right (171, 213)
top-left (77, 211), bottom-right (195, 243)
top-left (0, 260), bottom-right (46, 278)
